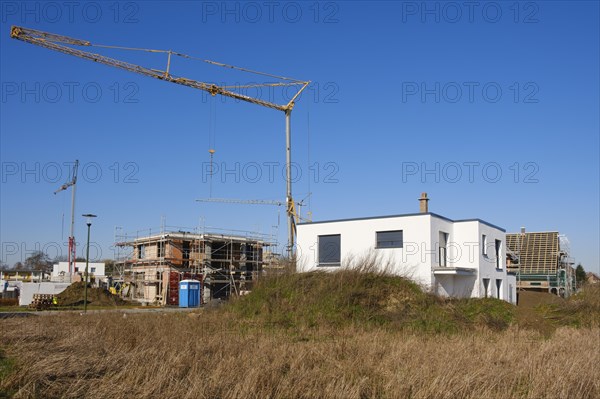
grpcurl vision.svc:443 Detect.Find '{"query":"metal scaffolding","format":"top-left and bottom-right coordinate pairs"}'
top-left (506, 231), bottom-right (576, 297)
top-left (114, 225), bottom-right (275, 305)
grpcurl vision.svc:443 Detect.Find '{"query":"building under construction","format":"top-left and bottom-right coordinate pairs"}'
top-left (115, 228), bottom-right (274, 305)
top-left (506, 229), bottom-right (575, 297)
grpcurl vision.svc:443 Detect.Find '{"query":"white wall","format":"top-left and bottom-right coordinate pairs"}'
top-left (297, 213), bottom-right (516, 304)
top-left (52, 262), bottom-right (106, 277)
top-left (297, 214), bottom-right (434, 287)
top-left (507, 274), bottom-right (517, 304)
top-left (18, 282), bottom-right (71, 306)
top-left (473, 222), bottom-right (509, 300)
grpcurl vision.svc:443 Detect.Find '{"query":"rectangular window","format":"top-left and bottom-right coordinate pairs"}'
top-left (439, 231), bottom-right (448, 267)
top-left (182, 242), bottom-right (190, 259)
top-left (318, 234), bottom-right (341, 266)
top-left (90, 267), bottom-right (96, 273)
top-left (157, 241), bottom-right (164, 258)
top-left (376, 230), bottom-right (403, 248)
top-left (138, 245), bottom-right (145, 259)
top-left (482, 235), bottom-right (487, 256)
top-left (182, 241), bottom-right (190, 267)
top-left (439, 247), bottom-right (447, 267)
top-left (495, 239), bottom-right (502, 269)
top-left (496, 279), bottom-right (502, 299)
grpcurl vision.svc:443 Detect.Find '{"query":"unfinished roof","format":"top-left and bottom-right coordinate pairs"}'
top-left (115, 231), bottom-right (274, 247)
top-left (506, 232), bottom-right (560, 273)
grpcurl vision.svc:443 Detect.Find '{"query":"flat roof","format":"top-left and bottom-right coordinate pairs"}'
top-left (297, 212), bottom-right (505, 232)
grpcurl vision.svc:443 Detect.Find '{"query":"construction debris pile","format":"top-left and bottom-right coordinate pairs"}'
top-left (56, 282), bottom-right (128, 307)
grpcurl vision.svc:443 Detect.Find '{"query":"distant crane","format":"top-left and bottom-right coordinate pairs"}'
top-left (54, 159), bottom-right (79, 277)
top-left (11, 26), bottom-right (310, 256)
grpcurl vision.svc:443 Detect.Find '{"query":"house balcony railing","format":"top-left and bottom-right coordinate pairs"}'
top-left (432, 266), bottom-right (476, 276)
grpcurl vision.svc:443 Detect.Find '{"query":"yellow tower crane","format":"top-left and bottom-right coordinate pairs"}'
top-left (10, 26), bottom-right (310, 257)
top-left (196, 197), bottom-right (312, 224)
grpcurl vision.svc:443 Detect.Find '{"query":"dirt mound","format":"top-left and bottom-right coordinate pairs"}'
top-left (56, 282), bottom-right (128, 307)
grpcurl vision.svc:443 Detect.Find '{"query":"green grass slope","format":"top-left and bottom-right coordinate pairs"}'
top-left (230, 270), bottom-right (515, 333)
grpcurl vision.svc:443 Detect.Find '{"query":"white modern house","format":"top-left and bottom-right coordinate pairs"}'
top-left (296, 193), bottom-right (517, 304)
top-left (51, 261), bottom-right (106, 284)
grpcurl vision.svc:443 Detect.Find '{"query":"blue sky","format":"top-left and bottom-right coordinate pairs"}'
top-left (1, 1), bottom-right (598, 273)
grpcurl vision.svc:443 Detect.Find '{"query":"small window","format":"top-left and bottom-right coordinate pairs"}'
top-left (495, 239), bottom-right (502, 269)
top-left (182, 242), bottom-right (190, 260)
top-left (138, 245), bottom-right (145, 259)
top-left (376, 230), bottom-right (403, 248)
top-left (90, 267), bottom-right (96, 273)
top-left (318, 234), bottom-right (341, 266)
top-left (439, 247), bottom-right (447, 267)
top-left (496, 279), bottom-right (502, 299)
top-left (482, 235), bottom-right (487, 256)
top-left (439, 231), bottom-right (448, 267)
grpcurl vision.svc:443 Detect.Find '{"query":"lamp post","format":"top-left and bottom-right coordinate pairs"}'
top-left (82, 213), bottom-right (97, 313)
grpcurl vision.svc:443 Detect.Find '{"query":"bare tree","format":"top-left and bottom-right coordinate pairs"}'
top-left (24, 251), bottom-right (53, 273)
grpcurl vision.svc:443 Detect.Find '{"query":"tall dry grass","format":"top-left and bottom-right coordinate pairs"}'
top-left (1, 311), bottom-right (598, 399)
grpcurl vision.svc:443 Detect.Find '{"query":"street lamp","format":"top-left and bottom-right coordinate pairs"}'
top-left (82, 213), bottom-right (97, 313)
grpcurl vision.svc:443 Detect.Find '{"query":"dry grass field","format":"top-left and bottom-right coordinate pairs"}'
top-left (1, 270), bottom-right (599, 399)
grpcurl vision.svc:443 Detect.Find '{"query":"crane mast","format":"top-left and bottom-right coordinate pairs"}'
top-left (54, 160), bottom-right (79, 277)
top-left (11, 25), bottom-right (309, 257)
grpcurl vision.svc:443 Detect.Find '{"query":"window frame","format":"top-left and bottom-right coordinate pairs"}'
top-left (318, 234), bottom-right (341, 266)
top-left (157, 241), bottom-right (164, 258)
top-left (439, 231), bottom-right (449, 267)
top-left (495, 279), bottom-right (502, 299)
top-left (495, 239), bottom-right (502, 269)
top-left (482, 234), bottom-right (488, 256)
top-left (375, 230), bottom-right (404, 249)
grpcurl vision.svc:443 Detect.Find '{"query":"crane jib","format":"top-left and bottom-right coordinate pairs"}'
top-left (10, 25), bottom-right (310, 256)
top-left (9, 26), bottom-right (309, 112)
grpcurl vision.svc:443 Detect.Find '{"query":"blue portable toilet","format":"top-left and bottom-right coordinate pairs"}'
top-left (179, 279), bottom-right (201, 308)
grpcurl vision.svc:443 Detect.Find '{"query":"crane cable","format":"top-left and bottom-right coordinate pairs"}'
top-left (208, 95), bottom-right (217, 197)
top-left (307, 100), bottom-right (312, 221)
top-left (82, 43), bottom-right (305, 83)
